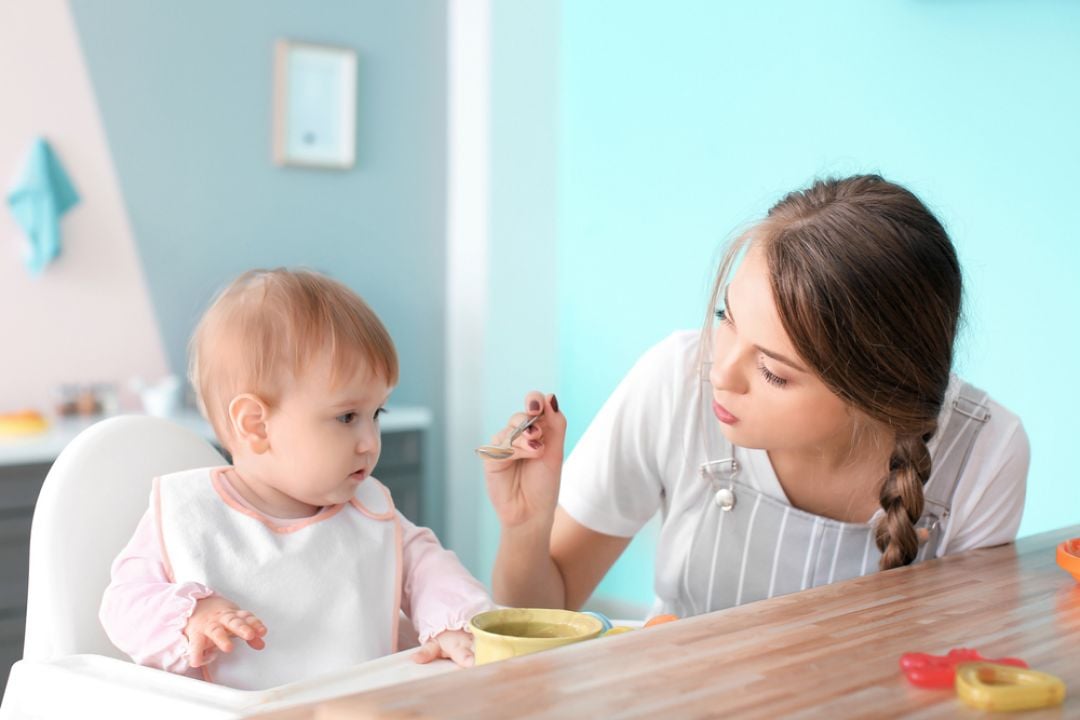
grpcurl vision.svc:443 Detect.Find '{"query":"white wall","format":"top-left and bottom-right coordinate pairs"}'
top-left (446, 0), bottom-right (491, 569)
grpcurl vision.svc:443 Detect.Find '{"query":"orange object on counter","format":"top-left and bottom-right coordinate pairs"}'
top-left (1057, 538), bottom-right (1080, 583)
top-left (644, 614), bottom-right (679, 628)
top-left (0, 410), bottom-right (49, 437)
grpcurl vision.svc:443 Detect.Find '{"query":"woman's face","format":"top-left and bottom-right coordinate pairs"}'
top-left (709, 244), bottom-right (856, 453)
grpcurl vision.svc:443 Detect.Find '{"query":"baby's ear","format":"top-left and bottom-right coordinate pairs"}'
top-left (228, 394), bottom-right (271, 454)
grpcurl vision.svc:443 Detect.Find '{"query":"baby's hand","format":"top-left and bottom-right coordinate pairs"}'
top-left (412, 629), bottom-right (474, 668)
top-left (183, 595), bottom-right (268, 668)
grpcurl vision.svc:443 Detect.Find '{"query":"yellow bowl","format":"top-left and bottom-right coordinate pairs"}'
top-left (469, 608), bottom-right (604, 665)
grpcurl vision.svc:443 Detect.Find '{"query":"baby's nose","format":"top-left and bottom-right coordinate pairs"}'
top-left (355, 431), bottom-right (378, 453)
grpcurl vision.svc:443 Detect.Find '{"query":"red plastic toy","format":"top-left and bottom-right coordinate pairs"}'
top-left (899, 648), bottom-right (1028, 689)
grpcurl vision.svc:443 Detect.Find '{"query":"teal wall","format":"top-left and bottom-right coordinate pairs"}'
top-left (478, 1), bottom-right (562, 583)
top-left (559, 1), bottom-right (1080, 607)
top-left (69, 1), bottom-right (450, 537)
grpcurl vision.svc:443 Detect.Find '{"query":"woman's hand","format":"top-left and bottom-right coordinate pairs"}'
top-left (412, 629), bottom-right (475, 668)
top-left (183, 595), bottom-right (267, 668)
top-left (482, 392), bottom-right (566, 532)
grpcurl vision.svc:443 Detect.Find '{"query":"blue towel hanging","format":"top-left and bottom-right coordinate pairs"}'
top-left (6, 137), bottom-right (80, 275)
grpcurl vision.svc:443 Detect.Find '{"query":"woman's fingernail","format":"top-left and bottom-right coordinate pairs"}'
top-left (529, 439), bottom-right (541, 450)
top-left (551, 394), bottom-right (559, 413)
top-left (529, 400), bottom-right (541, 412)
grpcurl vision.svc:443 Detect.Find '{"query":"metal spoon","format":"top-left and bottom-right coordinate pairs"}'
top-left (475, 413), bottom-right (542, 460)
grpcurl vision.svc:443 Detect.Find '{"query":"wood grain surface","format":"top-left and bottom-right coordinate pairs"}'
top-left (253, 525), bottom-right (1080, 719)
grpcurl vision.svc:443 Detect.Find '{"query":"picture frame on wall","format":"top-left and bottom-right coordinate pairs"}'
top-left (272, 39), bottom-right (357, 169)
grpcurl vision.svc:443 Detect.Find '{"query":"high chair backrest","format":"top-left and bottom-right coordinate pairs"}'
top-left (23, 415), bottom-right (225, 662)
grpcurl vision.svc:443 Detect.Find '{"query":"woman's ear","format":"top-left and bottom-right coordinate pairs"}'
top-left (228, 393), bottom-right (271, 454)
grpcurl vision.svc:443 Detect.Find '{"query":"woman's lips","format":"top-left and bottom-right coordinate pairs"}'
top-left (713, 401), bottom-right (738, 425)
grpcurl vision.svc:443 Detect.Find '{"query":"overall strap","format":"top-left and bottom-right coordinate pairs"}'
top-left (922, 381), bottom-right (991, 520)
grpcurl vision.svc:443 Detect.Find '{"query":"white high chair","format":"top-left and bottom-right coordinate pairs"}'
top-left (1, 416), bottom-right (451, 719)
top-left (22, 415), bottom-right (226, 664)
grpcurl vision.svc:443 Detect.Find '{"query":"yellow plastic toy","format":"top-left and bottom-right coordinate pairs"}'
top-left (955, 662), bottom-right (1066, 712)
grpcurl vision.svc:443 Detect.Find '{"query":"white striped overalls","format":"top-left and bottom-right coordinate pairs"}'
top-left (673, 369), bottom-right (991, 617)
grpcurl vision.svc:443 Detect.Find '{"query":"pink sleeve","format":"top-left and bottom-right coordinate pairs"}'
top-left (398, 513), bottom-right (495, 643)
top-left (98, 507), bottom-right (214, 676)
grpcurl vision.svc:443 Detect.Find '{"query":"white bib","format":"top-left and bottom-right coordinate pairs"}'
top-left (155, 467), bottom-right (401, 690)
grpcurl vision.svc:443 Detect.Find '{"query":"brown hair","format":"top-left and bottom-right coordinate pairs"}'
top-left (707, 175), bottom-right (961, 570)
top-left (189, 268), bottom-right (398, 448)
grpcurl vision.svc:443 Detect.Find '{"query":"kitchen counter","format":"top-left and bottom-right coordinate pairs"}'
top-left (0, 407), bottom-right (433, 467)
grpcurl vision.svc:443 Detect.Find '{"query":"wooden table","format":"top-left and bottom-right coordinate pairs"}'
top-left (255, 525), bottom-right (1080, 719)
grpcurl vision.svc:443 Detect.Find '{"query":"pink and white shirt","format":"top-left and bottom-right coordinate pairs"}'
top-left (100, 466), bottom-right (493, 689)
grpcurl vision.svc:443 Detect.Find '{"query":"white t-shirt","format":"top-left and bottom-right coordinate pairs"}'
top-left (559, 330), bottom-right (1029, 610)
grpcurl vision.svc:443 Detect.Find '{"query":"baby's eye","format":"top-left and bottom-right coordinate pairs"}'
top-left (373, 407), bottom-right (386, 422)
top-left (337, 412), bottom-right (357, 424)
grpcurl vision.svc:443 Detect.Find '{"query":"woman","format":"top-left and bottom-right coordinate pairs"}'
top-left (482, 175), bottom-right (1029, 617)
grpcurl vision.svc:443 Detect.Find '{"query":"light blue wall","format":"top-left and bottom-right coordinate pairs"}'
top-left (69, 1), bottom-right (450, 537)
top-left (477, 0), bottom-right (562, 584)
top-left (559, 1), bottom-right (1080, 606)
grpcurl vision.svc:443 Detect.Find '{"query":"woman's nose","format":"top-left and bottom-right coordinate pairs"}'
top-left (709, 342), bottom-right (749, 395)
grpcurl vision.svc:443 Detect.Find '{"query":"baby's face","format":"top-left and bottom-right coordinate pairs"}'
top-left (262, 354), bottom-right (392, 508)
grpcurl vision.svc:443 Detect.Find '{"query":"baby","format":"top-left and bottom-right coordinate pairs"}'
top-left (100, 269), bottom-right (493, 690)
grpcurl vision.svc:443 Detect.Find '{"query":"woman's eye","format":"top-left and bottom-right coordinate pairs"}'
top-left (715, 308), bottom-right (732, 325)
top-left (757, 362), bottom-right (788, 388)
top-left (337, 412), bottom-right (357, 424)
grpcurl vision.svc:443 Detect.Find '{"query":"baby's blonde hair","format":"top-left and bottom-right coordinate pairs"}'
top-left (189, 268), bottom-right (398, 448)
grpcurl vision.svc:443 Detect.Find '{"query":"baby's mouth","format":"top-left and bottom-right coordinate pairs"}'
top-left (349, 468), bottom-right (367, 482)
